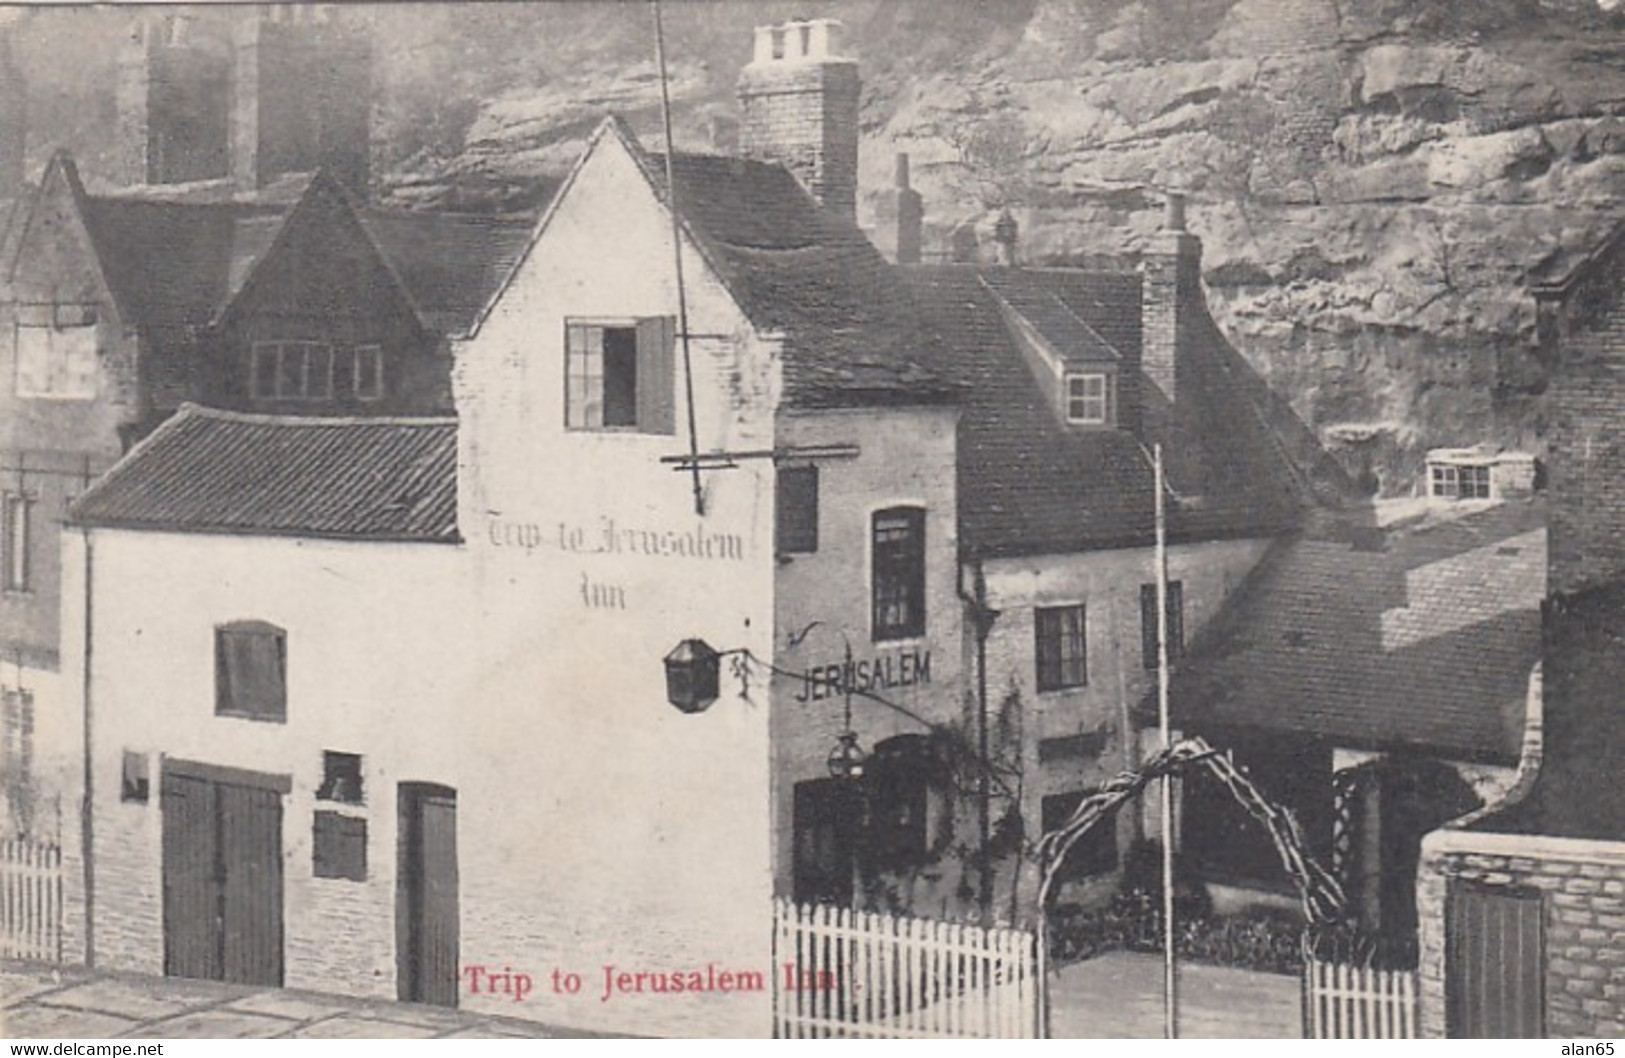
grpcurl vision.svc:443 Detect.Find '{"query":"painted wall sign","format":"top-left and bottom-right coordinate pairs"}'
top-left (486, 515), bottom-right (746, 563)
top-left (792, 648), bottom-right (931, 703)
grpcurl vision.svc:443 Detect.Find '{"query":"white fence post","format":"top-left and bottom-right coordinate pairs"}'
top-left (0, 835), bottom-right (64, 963)
top-left (1302, 955), bottom-right (1418, 1039)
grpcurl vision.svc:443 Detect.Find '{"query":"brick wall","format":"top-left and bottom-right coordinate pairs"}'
top-left (737, 60), bottom-right (860, 219)
top-left (1418, 831), bottom-right (1625, 1037)
top-left (1543, 238), bottom-right (1625, 597)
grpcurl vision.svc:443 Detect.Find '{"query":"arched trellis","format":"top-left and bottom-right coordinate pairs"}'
top-left (1035, 735), bottom-right (1347, 929)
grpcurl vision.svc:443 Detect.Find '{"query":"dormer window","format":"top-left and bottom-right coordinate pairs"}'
top-left (1065, 373), bottom-right (1112, 426)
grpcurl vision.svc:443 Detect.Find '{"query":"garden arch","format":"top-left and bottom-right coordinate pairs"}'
top-left (1036, 736), bottom-right (1347, 928)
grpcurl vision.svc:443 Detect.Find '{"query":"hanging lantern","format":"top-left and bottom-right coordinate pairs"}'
top-left (664, 638), bottom-right (721, 714)
top-left (827, 730), bottom-right (867, 780)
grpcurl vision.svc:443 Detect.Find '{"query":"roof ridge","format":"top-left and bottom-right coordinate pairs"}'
top-left (174, 402), bottom-right (458, 429)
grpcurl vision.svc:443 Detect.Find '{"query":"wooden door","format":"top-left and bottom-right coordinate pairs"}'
top-left (162, 772), bottom-right (222, 981)
top-left (792, 779), bottom-right (861, 907)
top-left (1447, 883), bottom-right (1544, 1038)
top-left (219, 783), bottom-right (284, 985)
top-left (162, 766), bottom-right (284, 987)
top-left (398, 783), bottom-right (459, 1006)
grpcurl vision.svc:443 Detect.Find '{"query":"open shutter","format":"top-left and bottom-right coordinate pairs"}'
top-left (636, 316), bottom-right (676, 435)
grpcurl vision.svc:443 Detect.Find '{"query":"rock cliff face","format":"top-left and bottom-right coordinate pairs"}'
top-left (20, 1), bottom-right (1625, 489)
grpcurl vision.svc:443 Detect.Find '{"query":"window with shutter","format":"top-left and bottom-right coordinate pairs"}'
top-left (776, 466), bottom-right (819, 554)
top-left (564, 317), bottom-right (676, 434)
top-left (1140, 580), bottom-right (1185, 671)
top-left (215, 621), bottom-right (288, 722)
top-left (312, 811), bottom-right (367, 881)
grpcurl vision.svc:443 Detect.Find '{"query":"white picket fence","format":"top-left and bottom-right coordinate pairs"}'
top-left (0, 836), bottom-right (63, 962)
top-left (1303, 956), bottom-right (1417, 1038)
top-left (771, 898), bottom-right (1040, 1038)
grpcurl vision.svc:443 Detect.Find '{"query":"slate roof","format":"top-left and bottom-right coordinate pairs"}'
top-left (1479, 576), bottom-right (1625, 839)
top-left (634, 142), bottom-right (958, 410)
top-left (70, 405), bottom-right (459, 543)
top-left (359, 210), bottom-right (534, 336)
top-left (82, 196), bottom-right (287, 336)
top-left (1153, 499), bottom-right (1547, 764)
top-left (899, 265), bottom-right (1346, 557)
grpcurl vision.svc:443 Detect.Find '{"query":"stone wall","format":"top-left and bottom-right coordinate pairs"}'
top-left (1418, 829), bottom-right (1625, 1038)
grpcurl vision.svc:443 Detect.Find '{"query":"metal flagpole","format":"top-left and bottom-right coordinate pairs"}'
top-left (651, 0), bottom-right (705, 517)
top-left (1154, 442), bottom-right (1178, 1039)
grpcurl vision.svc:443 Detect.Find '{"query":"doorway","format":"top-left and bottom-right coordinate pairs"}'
top-left (161, 762), bottom-right (286, 986)
top-left (396, 782), bottom-right (458, 1006)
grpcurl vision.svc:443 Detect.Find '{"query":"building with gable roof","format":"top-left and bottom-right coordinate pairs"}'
top-left (0, 134), bottom-right (528, 847)
top-left (47, 15), bottom-right (1353, 1035)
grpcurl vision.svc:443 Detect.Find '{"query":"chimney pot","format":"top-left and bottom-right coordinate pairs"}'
top-left (1165, 191), bottom-right (1187, 233)
top-left (993, 209), bottom-right (1018, 267)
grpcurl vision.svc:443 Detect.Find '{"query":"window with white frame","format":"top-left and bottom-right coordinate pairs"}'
top-left (1065, 373), bottom-right (1111, 425)
top-left (16, 322), bottom-right (98, 400)
top-left (251, 341), bottom-right (334, 402)
top-left (564, 318), bottom-right (675, 433)
top-left (350, 345), bottom-right (384, 402)
top-left (2, 493), bottom-right (30, 592)
top-left (1431, 462), bottom-right (1490, 500)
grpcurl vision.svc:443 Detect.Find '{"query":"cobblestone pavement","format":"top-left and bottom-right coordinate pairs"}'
top-left (1049, 950), bottom-right (1303, 1038)
top-left (0, 961), bottom-right (614, 1039)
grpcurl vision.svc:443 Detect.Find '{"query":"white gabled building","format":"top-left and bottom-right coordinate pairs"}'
top-left (59, 33), bottom-right (964, 1034)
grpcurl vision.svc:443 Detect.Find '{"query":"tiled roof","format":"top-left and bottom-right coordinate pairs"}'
top-left (82, 196), bottom-right (287, 335)
top-left (899, 265), bottom-right (1339, 556)
top-left (1156, 499), bottom-right (1547, 764)
top-left (70, 405), bottom-right (458, 543)
top-left (1481, 576), bottom-right (1625, 840)
top-left (359, 209), bottom-right (535, 336)
top-left (635, 143), bottom-right (958, 409)
top-left (980, 271), bottom-right (1120, 363)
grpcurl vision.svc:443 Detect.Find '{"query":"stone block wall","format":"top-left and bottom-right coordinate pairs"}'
top-left (1418, 830), bottom-right (1625, 1038)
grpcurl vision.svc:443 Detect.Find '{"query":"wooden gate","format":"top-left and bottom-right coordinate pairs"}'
top-left (161, 763), bottom-right (285, 986)
top-left (397, 783), bottom-right (459, 1007)
top-left (771, 900), bottom-right (1040, 1038)
top-left (1447, 882), bottom-right (1544, 1038)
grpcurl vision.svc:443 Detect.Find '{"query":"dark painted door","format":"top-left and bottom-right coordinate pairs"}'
top-left (1447, 883), bottom-right (1544, 1038)
top-left (161, 770), bottom-right (284, 986)
top-left (792, 778), bottom-right (861, 906)
top-left (398, 783), bottom-right (459, 1006)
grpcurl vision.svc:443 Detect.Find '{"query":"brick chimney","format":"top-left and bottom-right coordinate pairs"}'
top-left (873, 152), bottom-right (923, 264)
top-left (231, 7), bottom-right (372, 196)
top-left (992, 209), bottom-right (1018, 267)
top-left (1140, 191), bottom-right (1203, 407)
top-left (115, 12), bottom-right (232, 187)
top-left (737, 18), bottom-right (860, 219)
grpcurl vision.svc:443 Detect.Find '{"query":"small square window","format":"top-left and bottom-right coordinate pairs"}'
top-left (317, 751), bottom-right (363, 804)
top-left (313, 810), bottom-right (366, 881)
top-left (121, 751), bottom-right (149, 803)
top-left (1065, 373), bottom-right (1112, 425)
top-left (776, 465), bottom-right (819, 554)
